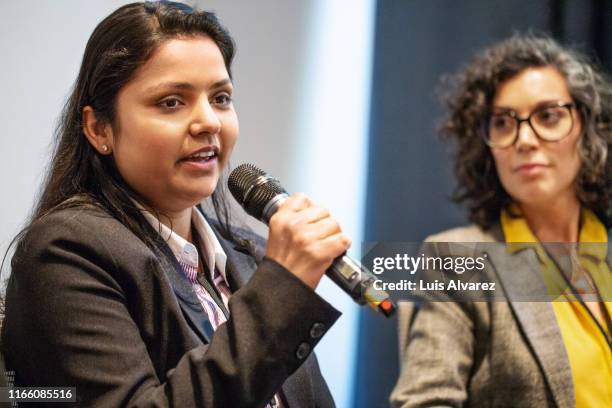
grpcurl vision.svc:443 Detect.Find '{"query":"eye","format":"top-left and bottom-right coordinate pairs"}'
top-left (212, 92), bottom-right (232, 107)
top-left (534, 107), bottom-right (565, 126)
top-left (490, 114), bottom-right (514, 131)
top-left (157, 97), bottom-right (184, 110)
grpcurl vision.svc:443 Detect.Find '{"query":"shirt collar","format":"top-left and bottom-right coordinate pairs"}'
top-left (501, 206), bottom-right (608, 260)
top-left (138, 204), bottom-right (229, 284)
top-left (191, 207), bottom-right (228, 282)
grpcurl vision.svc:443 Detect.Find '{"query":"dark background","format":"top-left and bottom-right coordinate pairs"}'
top-left (355, 0), bottom-right (612, 406)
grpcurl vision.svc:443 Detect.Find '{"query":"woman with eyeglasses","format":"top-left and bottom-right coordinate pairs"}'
top-left (391, 35), bottom-right (611, 407)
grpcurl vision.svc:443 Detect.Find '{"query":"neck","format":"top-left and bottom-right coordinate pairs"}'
top-left (157, 207), bottom-right (194, 242)
top-left (519, 194), bottom-right (581, 242)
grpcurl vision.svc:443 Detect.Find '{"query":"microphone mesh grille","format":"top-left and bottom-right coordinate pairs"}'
top-left (227, 163), bottom-right (266, 204)
top-left (228, 164), bottom-right (288, 220)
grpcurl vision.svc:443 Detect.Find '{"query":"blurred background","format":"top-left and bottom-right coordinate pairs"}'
top-left (1, 1), bottom-right (610, 407)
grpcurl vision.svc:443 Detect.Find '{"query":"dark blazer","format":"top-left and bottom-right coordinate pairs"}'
top-left (391, 224), bottom-right (612, 408)
top-left (2, 204), bottom-right (340, 407)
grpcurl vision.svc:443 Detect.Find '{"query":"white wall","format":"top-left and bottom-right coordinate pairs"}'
top-left (0, 0), bottom-right (132, 273)
top-left (0, 1), bottom-right (375, 406)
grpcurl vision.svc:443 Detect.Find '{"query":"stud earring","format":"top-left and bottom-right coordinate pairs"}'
top-left (101, 145), bottom-right (109, 153)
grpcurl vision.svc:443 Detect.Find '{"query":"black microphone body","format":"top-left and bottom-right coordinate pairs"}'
top-left (228, 163), bottom-right (395, 317)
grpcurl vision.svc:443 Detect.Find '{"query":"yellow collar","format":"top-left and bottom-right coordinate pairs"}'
top-left (501, 207), bottom-right (608, 260)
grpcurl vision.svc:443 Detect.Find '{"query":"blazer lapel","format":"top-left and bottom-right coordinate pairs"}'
top-left (200, 211), bottom-right (260, 292)
top-left (152, 227), bottom-right (214, 344)
top-left (485, 244), bottom-right (574, 408)
top-left (217, 237), bottom-right (251, 292)
top-left (167, 255), bottom-right (214, 343)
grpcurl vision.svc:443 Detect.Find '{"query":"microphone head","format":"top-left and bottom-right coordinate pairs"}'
top-left (228, 163), bottom-right (287, 221)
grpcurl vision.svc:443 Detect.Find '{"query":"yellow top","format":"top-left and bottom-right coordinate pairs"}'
top-left (501, 208), bottom-right (611, 408)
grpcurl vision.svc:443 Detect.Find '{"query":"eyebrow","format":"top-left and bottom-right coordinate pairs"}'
top-left (143, 78), bottom-right (232, 95)
top-left (492, 99), bottom-right (570, 112)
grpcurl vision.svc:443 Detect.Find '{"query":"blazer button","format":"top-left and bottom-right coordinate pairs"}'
top-left (309, 322), bottom-right (326, 339)
top-left (295, 342), bottom-right (311, 360)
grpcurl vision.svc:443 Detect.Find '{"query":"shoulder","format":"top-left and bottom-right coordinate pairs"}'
top-left (14, 204), bottom-right (153, 274)
top-left (23, 204), bottom-right (140, 246)
top-left (425, 223), bottom-right (502, 243)
top-left (28, 204), bottom-right (127, 234)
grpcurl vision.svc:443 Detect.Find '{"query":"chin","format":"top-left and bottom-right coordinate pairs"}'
top-left (514, 191), bottom-right (559, 207)
top-left (175, 185), bottom-right (218, 207)
top-left (193, 188), bottom-right (217, 202)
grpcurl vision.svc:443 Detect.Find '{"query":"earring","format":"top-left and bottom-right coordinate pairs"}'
top-left (101, 145), bottom-right (109, 153)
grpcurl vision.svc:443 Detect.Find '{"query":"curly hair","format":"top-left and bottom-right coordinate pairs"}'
top-left (439, 34), bottom-right (612, 230)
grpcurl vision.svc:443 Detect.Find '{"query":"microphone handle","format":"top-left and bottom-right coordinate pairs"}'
top-left (328, 254), bottom-right (395, 317)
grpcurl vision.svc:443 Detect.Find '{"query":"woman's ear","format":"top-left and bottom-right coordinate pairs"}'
top-left (82, 106), bottom-right (114, 155)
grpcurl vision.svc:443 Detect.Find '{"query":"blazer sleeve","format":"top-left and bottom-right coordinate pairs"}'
top-left (390, 242), bottom-right (476, 408)
top-left (2, 211), bottom-right (341, 407)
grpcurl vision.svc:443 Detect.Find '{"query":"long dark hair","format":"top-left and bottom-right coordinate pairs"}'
top-left (439, 35), bottom-right (612, 229)
top-left (8, 2), bottom-right (246, 270)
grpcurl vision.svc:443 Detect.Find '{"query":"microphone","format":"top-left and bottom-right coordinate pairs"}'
top-left (228, 163), bottom-right (396, 317)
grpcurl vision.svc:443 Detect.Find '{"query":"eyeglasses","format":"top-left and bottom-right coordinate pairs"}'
top-left (482, 102), bottom-right (577, 148)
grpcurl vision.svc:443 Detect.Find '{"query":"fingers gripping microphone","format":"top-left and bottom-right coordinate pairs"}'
top-left (228, 163), bottom-right (396, 318)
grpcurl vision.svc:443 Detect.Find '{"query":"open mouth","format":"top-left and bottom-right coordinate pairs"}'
top-left (181, 149), bottom-right (218, 163)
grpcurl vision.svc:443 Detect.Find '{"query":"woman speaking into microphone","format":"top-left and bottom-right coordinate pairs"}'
top-left (1, 2), bottom-right (350, 406)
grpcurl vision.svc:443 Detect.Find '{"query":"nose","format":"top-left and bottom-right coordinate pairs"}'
top-left (189, 99), bottom-right (221, 137)
top-left (514, 120), bottom-right (539, 152)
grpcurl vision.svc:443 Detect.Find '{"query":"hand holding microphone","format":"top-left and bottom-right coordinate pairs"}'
top-left (265, 193), bottom-right (352, 289)
top-left (228, 164), bottom-right (396, 317)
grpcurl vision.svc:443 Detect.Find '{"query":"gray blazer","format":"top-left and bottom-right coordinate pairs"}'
top-left (390, 224), bottom-right (611, 408)
top-left (2, 204), bottom-right (339, 407)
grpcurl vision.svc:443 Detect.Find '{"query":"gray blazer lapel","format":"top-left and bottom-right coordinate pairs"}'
top-left (149, 223), bottom-right (214, 344)
top-left (162, 250), bottom-right (215, 344)
top-left (486, 245), bottom-right (574, 408)
top-left (219, 239), bottom-right (252, 291)
top-left (165, 255), bottom-right (214, 343)
top-left (200, 209), bottom-right (262, 291)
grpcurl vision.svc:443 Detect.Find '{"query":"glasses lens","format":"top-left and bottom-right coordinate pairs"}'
top-left (531, 106), bottom-right (573, 141)
top-left (487, 113), bottom-right (516, 147)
